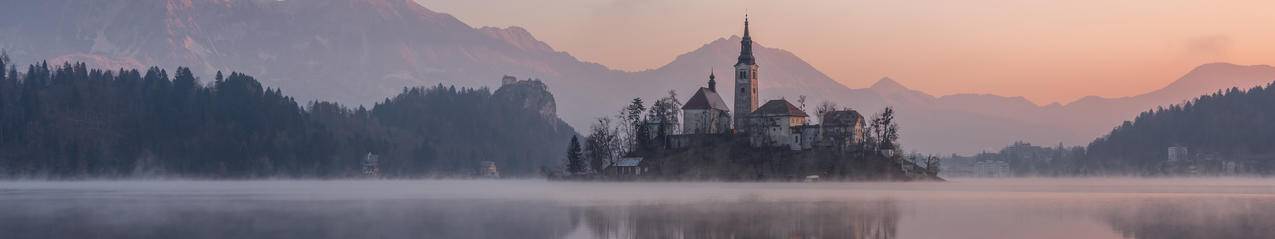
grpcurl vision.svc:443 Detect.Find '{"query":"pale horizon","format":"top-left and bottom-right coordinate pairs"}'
top-left (4, 2), bottom-right (1275, 238)
top-left (417, 0), bottom-right (1275, 105)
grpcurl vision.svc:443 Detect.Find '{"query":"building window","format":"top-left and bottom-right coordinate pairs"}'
top-left (741, 87), bottom-right (746, 93)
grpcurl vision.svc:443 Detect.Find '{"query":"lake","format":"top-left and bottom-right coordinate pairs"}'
top-left (2, 178), bottom-right (1274, 239)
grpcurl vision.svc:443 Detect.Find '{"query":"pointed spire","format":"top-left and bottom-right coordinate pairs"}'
top-left (708, 68), bottom-right (717, 92)
top-left (736, 15), bottom-right (756, 66)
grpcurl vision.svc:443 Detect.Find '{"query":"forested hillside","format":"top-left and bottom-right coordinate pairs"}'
top-left (1082, 83), bottom-right (1275, 174)
top-left (0, 56), bottom-right (574, 178)
top-left (947, 82), bottom-right (1275, 176)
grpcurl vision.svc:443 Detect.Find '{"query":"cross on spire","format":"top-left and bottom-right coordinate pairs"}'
top-left (736, 15), bottom-right (755, 66)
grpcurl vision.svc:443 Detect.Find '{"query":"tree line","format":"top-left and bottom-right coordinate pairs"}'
top-left (0, 55), bottom-right (575, 178)
top-left (954, 82), bottom-right (1275, 176)
top-left (1083, 82), bottom-right (1275, 174)
top-left (564, 92), bottom-right (684, 175)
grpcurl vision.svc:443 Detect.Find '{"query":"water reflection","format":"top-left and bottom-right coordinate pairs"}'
top-left (0, 196), bottom-right (898, 239)
top-left (3, 180), bottom-right (1275, 239)
top-left (575, 200), bottom-right (899, 239)
top-left (0, 199), bottom-right (579, 239)
top-left (1102, 199), bottom-right (1275, 239)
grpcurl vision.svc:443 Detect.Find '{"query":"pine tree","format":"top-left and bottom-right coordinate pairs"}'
top-left (566, 136), bottom-right (584, 175)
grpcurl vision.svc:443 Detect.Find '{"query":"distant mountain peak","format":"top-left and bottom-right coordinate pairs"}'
top-left (1178, 61), bottom-right (1269, 79)
top-left (1194, 62), bottom-right (1270, 70)
top-left (479, 26), bottom-right (556, 53)
top-left (1150, 62), bottom-right (1275, 101)
top-left (870, 77), bottom-right (910, 91)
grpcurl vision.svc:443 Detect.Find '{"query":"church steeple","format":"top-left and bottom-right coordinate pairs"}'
top-left (733, 15), bottom-right (760, 132)
top-left (736, 15), bottom-right (755, 66)
top-left (708, 69), bottom-right (717, 92)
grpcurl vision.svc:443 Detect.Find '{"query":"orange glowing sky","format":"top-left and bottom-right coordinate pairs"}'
top-left (416, 0), bottom-right (1275, 105)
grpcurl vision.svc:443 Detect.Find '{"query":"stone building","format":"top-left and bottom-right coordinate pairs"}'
top-left (682, 71), bottom-right (732, 135)
top-left (795, 125), bottom-right (820, 150)
top-left (819, 110), bottom-right (866, 149)
top-left (748, 99), bottom-right (810, 149)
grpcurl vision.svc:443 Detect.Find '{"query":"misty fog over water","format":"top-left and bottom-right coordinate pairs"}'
top-left (2, 179), bottom-right (1274, 239)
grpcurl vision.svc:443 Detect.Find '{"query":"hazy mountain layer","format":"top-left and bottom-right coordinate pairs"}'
top-left (3, 0), bottom-right (1272, 154)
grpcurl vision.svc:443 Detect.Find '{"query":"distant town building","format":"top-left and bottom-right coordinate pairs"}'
top-left (973, 160), bottom-right (1010, 177)
top-left (479, 161), bottom-right (500, 178)
top-left (362, 153), bottom-right (381, 177)
top-left (501, 75), bottom-right (518, 85)
top-left (1168, 146), bottom-right (1189, 162)
top-left (1223, 160), bottom-right (1240, 174)
top-left (682, 71), bottom-right (732, 135)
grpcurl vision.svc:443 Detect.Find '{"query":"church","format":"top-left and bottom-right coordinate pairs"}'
top-left (678, 16), bottom-right (864, 151)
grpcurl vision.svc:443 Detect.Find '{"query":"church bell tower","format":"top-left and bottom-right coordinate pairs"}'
top-left (733, 16), bottom-right (759, 131)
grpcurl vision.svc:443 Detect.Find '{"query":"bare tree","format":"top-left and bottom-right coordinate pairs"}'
top-left (924, 155), bottom-right (941, 175)
top-left (797, 95), bottom-right (808, 114)
top-left (646, 91), bottom-right (682, 136)
top-left (585, 117), bottom-right (619, 173)
top-left (615, 98), bottom-right (646, 155)
top-left (864, 107), bottom-right (900, 154)
top-left (815, 101), bottom-right (838, 124)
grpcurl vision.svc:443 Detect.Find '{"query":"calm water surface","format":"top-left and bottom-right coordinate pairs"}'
top-left (2, 178), bottom-right (1274, 239)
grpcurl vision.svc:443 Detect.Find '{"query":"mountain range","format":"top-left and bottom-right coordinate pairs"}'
top-left (2, 0), bottom-right (1273, 154)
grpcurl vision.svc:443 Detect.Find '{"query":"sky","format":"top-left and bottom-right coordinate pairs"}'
top-left (415, 0), bottom-right (1275, 105)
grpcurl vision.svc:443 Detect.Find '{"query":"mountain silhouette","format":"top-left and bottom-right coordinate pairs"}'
top-left (3, 0), bottom-right (1273, 154)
